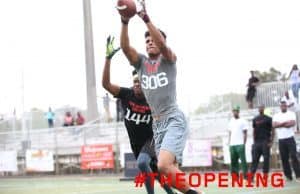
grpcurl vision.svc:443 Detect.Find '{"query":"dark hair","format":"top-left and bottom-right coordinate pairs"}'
top-left (145, 29), bottom-right (167, 39)
top-left (293, 64), bottom-right (298, 70)
top-left (132, 70), bottom-right (137, 76)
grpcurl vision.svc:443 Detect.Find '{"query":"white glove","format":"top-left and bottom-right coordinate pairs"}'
top-left (136, 0), bottom-right (146, 14)
top-left (135, 0), bottom-right (150, 23)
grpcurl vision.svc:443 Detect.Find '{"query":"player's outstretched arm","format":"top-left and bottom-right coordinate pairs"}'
top-left (136, 0), bottom-right (176, 62)
top-left (120, 16), bottom-right (140, 65)
top-left (102, 36), bottom-right (121, 96)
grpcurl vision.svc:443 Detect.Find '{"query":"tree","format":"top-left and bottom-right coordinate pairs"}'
top-left (30, 108), bottom-right (48, 129)
top-left (254, 67), bottom-right (286, 83)
top-left (195, 93), bottom-right (247, 114)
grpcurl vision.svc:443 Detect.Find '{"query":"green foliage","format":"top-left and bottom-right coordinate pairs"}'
top-left (195, 93), bottom-right (247, 114)
top-left (30, 108), bottom-right (48, 129)
top-left (253, 67), bottom-right (286, 83)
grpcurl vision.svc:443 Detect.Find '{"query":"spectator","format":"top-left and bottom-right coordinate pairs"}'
top-left (75, 112), bottom-right (85, 125)
top-left (288, 64), bottom-right (300, 103)
top-left (246, 71), bottom-right (259, 109)
top-left (272, 100), bottom-right (300, 182)
top-left (281, 91), bottom-right (299, 132)
top-left (63, 111), bottom-right (74, 127)
top-left (281, 91), bottom-right (296, 111)
top-left (228, 105), bottom-right (248, 180)
top-left (103, 93), bottom-right (112, 122)
top-left (250, 104), bottom-right (274, 179)
top-left (46, 107), bottom-right (55, 128)
top-left (116, 98), bottom-right (124, 122)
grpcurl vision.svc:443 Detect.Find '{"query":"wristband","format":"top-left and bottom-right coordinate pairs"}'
top-left (121, 18), bottom-right (129, 25)
top-left (142, 14), bottom-right (150, 23)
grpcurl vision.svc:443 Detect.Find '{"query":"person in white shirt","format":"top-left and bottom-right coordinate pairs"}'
top-left (281, 91), bottom-right (296, 111)
top-left (272, 100), bottom-right (300, 182)
top-left (228, 105), bottom-right (248, 179)
top-left (288, 64), bottom-right (300, 102)
top-left (281, 91), bottom-right (299, 132)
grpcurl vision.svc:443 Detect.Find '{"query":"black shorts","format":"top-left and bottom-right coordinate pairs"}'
top-left (132, 138), bottom-right (156, 160)
top-left (246, 87), bottom-right (256, 101)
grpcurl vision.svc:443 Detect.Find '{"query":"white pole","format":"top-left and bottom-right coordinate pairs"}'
top-left (82, 0), bottom-right (99, 121)
top-left (21, 66), bottom-right (26, 140)
top-left (12, 108), bottom-right (16, 135)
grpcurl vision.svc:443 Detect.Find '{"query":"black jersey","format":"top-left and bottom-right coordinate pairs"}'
top-left (253, 114), bottom-right (272, 142)
top-left (115, 87), bottom-right (153, 156)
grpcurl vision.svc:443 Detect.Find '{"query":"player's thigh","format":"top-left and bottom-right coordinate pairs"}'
top-left (160, 111), bottom-right (188, 164)
top-left (157, 149), bottom-right (176, 167)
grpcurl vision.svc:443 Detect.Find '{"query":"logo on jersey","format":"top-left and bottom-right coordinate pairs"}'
top-left (128, 101), bottom-right (151, 113)
top-left (144, 61), bottom-right (160, 74)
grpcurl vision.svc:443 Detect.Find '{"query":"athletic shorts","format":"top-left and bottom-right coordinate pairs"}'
top-left (152, 110), bottom-right (188, 164)
top-left (246, 87), bottom-right (256, 101)
top-left (132, 138), bottom-right (156, 160)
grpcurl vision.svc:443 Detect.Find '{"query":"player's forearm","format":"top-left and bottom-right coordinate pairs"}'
top-left (102, 58), bottom-right (120, 96)
top-left (273, 122), bottom-right (284, 128)
top-left (120, 24), bottom-right (131, 52)
top-left (102, 58), bottom-right (112, 90)
top-left (120, 24), bottom-right (139, 64)
top-left (137, 1), bottom-right (165, 49)
top-left (146, 22), bottom-right (167, 50)
top-left (283, 120), bottom-right (296, 128)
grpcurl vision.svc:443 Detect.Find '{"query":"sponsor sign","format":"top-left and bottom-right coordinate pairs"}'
top-left (81, 144), bottom-right (114, 169)
top-left (26, 150), bottom-right (54, 172)
top-left (182, 140), bottom-right (212, 167)
top-left (0, 151), bottom-right (17, 172)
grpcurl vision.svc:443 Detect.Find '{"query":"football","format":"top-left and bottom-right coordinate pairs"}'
top-left (116, 0), bottom-right (137, 18)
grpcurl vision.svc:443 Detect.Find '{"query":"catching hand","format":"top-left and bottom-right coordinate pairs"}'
top-left (106, 36), bottom-right (120, 59)
top-left (136, 0), bottom-right (150, 23)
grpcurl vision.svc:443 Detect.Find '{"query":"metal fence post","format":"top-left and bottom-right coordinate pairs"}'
top-left (115, 123), bottom-right (120, 173)
top-left (54, 127), bottom-right (59, 174)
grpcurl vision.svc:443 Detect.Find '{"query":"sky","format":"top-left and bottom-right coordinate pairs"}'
top-left (0, 0), bottom-right (300, 117)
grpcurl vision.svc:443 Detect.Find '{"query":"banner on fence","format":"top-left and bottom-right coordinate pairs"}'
top-left (81, 144), bottom-right (114, 169)
top-left (120, 143), bottom-right (132, 168)
top-left (124, 152), bottom-right (139, 178)
top-left (182, 140), bottom-right (212, 167)
top-left (26, 150), bottom-right (54, 172)
top-left (0, 151), bottom-right (17, 172)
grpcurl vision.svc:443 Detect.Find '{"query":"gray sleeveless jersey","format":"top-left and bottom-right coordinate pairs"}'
top-left (132, 54), bottom-right (178, 116)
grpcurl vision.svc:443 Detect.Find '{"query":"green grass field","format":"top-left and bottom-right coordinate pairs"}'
top-left (0, 175), bottom-right (299, 194)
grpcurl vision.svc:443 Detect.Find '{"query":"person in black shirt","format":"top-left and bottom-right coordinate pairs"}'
top-left (116, 98), bottom-right (124, 122)
top-left (250, 104), bottom-right (275, 176)
top-left (102, 36), bottom-right (175, 194)
top-left (246, 71), bottom-right (260, 109)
